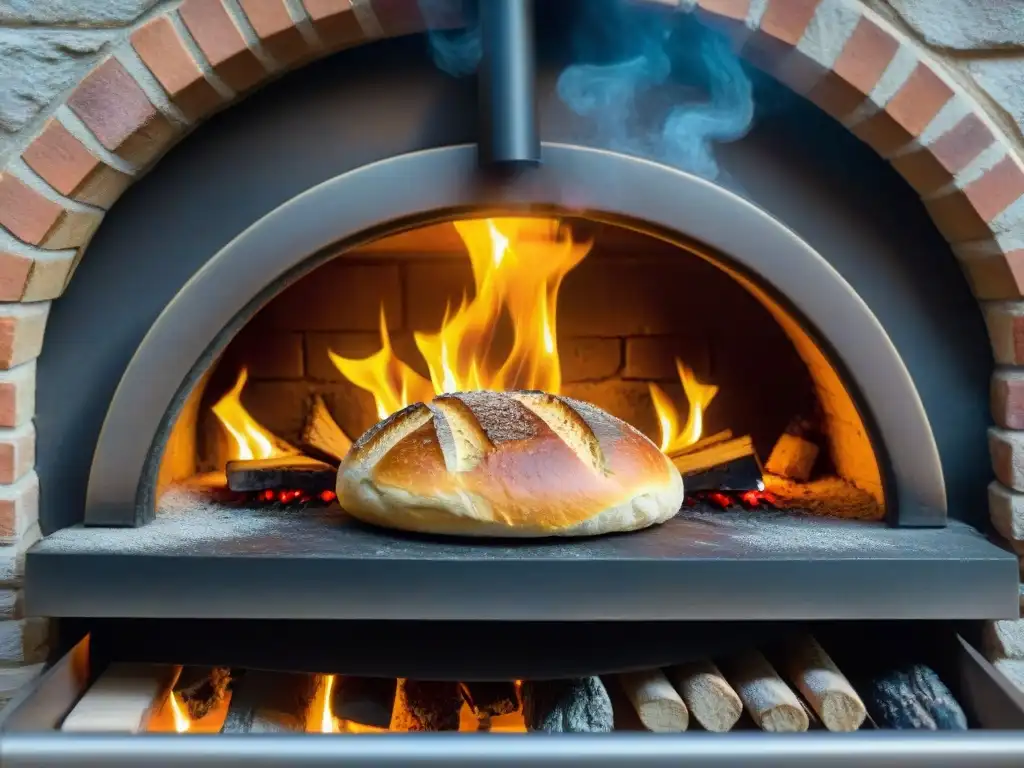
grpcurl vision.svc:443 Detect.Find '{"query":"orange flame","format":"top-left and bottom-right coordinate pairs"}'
top-left (328, 309), bottom-right (434, 421)
top-left (329, 218), bottom-right (590, 414)
top-left (650, 360), bottom-right (719, 454)
top-left (211, 368), bottom-right (298, 461)
top-left (167, 691), bottom-right (191, 734)
top-left (320, 675), bottom-right (336, 733)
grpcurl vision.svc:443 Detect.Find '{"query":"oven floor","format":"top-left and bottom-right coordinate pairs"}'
top-left (24, 506), bottom-right (1019, 621)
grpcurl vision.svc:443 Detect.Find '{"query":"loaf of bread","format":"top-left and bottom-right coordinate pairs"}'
top-left (336, 390), bottom-right (684, 537)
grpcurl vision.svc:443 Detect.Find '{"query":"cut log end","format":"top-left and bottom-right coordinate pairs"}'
top-left (668, 661), bottom-right (742, 733)
top-left (821, 691), bottom-right (867, 732)
top-left (759, 704), bottom-right (809, 733)
top-left (174, 667), bottom-right (231, 720)
top-left (618, 670), bottom-right (688, 733)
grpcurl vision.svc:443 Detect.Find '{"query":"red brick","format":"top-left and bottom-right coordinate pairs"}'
top-left (696, 0), bottom-right (749, 22)
top-left (131, 16), bottom-right (226, 121)
top-left (560, 338), bottom-right (622, 383)
top-left (853, 62), bottom-right (953, 156)
top-left (0, 472), bottom-right (37, 545)
top-left (371, 0), bottom-right (427, 37)
top-left (759, 0), bottom-right (819, 46)
top-left (0, 424), bottom-right (34, 486)
top-left (0, 176), bottom-right (62, 247)
top-left (179, 0), bottom-right (268, 92)
top-left (990, 428), bottom-right (1024, 493)
top-left (67, 57), bottom-right (179, 166)
top-left (221, 329), bottom-right (304, 379)
top-left (965, 157), bottom-right (1024, 223)
top-left (892, 114), bottom-right (995, 195)
top-left (808, 16), bottom-right (898, 119)
top-left (960, 250), bottom-right (1024, 300)
top-left (985, 303), bottom-right (1024, 366)
top-left (925, 158), bottom-right (1024, 243)
top-left (993, 369), bottom-right (1024, 430)
top-left (0, 255), bottom-right (32, 303)
top-left (239, 0), bottom-right (311, 66)
top-left (302, 0), bottom-right (364, 48)
top-left (623, 336), bottom-right (712, 381)
top-left (932, 113), bottom-right (995, 173)
top-left (22, 120), bottom-right (131, 209)
top-left (0, 362), bottom-right (34, 431)
top-left (0, 305), bottom-right (49, 370)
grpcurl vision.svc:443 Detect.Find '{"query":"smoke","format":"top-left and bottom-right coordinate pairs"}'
top-left (419, 0), bottom-right (481, 77)
top-left (557, 1), bottom-right (753, 182)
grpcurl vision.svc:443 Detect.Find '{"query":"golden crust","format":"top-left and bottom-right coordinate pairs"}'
top-left (336, 390), bottom-right (683, 537)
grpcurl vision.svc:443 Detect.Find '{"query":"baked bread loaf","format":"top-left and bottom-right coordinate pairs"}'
top-left (336, 390), bottom-right (684, 537)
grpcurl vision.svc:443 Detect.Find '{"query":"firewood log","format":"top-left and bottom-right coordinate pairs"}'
top-left (460, 681), bottom-right (519, 730)
top-left (301, 394), bottom-right (352, 463)
top-left (779, 635), bottom-right (865, 732)
top-left (667, 659), bottom-right (742, 732)
top-left (173, 666), bottom-right (231, 720)
top-left (862, 664), bottom-right (967, 730)
top-left (390, 680), bottom-right (462, 731)
top-left (220, 671), bottom-right (320, 733)
top-left (225, 456), bottom-right (336, 493)
top-left (666, 430), bottom-right (733, 459)
top-left (617, 669), bottom-right (688, 732)
top-left (522, 677), bottom-right (614, 733)
top-left (61, 664), bottom-right (178, 733)
top-left (330, 676), bottom-right (396, 729)
top-left (672, 435), bottom-right (763, 493)
top-left (720, 650), bottom-right (808, 732)
top-left (766, 434), bottom-right (819, 482)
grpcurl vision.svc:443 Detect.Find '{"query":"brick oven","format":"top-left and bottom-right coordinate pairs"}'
top-left (1, 0), bottom-right (1024, 762)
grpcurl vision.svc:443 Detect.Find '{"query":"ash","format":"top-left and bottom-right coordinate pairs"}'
top-left (38, 487), bottom-right (319, 555)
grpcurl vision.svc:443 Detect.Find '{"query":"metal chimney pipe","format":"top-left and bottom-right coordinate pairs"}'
top-left (478, 0), bottom-right (541, 168)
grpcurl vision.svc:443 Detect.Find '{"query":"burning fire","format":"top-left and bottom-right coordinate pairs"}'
top-left (167, 691), bottom-right (191, 733)
top-left (320, 675), bottom-right (336, 733)
top-left (212, 368), bottom-right (298, 461)
top-left (328, 218), bottom-right (590, 417)
top-left (649, 360), bottom-right (719, 454)
top-left (214, 218), bottom-right (720, 461)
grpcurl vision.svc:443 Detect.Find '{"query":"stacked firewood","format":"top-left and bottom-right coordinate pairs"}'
top-left (58, 632), bottom-right (967, 734)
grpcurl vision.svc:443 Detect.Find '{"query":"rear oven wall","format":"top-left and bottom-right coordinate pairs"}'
top-left (35, 35), bottom-right (991, 534)
top-left (202, 236), bottom-right (813, 471)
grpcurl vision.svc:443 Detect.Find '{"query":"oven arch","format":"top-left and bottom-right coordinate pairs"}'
top-left (82, 142), bottom-right (944, 527)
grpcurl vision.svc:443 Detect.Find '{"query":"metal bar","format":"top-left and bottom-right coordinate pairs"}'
top-left (477, 0), bottom-right (540, 166)
top-left (3, 732), bottom-right (1024, 767)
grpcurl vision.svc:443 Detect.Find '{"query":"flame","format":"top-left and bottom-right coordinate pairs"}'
top-left (650, 359), bottom-right (719, 454)
top-left (329, 218), bottom-right (590, 416)
top-left (211, 368), bottom-right (297, 461)
top-left (320, 675), bottom-right (336, 733)
top-left (167, 691), bottom-right (191, 734)
top-left (328, 309), bottom-right (434, 421)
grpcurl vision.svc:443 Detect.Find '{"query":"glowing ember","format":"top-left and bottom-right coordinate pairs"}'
top-left (649, 360), bottom-right (719, 454)
top-left (167, 691), bottom-right (191, 734)
top-left (212, 368), bottom-right (298, 462)
top-left (328, 218), bottom-right (591, 413)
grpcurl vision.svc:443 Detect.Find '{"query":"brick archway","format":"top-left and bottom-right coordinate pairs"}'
top-left (0, 0), bottom-right (1022, 691)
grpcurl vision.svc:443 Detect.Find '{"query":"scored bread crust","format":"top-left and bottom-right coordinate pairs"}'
top-left (336, 390), bottom-right (684, 537)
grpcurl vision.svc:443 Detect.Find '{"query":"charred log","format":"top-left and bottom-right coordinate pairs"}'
top-left (460, 681), bottom-right (519, 730)
top-left (220, 671), bottom-right (319, 733)
top-left (173, 667), bottom-right (231, 720)
top-left (522, 677), bottom-right (614, 733)
top-left (673, 435), bottom-right (763, 493)
top-left (390, 680), bottom-right (462, 732)
top-left (862, 664), bottom-right (967, 730)
top-left (225, 456), bottom-right (336, 493)
top-left (331, 676), bottom-right (397, 729)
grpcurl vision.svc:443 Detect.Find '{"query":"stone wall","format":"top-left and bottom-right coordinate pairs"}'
top-left (0, 0), bottom-right (1022, 707)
